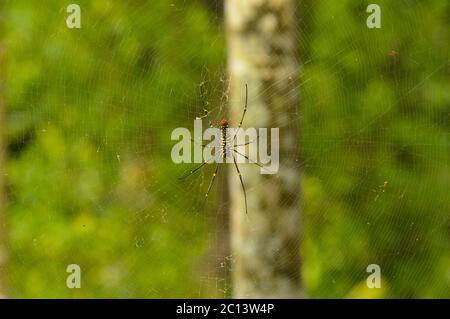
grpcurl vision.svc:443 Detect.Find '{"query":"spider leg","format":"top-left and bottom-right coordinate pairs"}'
top-left (233, 137), bottom-right (257, 147)
top-left (198, 83), bottom-right (214, 127)
top-left (232, 84), bottom-right (248, 143)
top-left (190, 138), bottom-right (216, 149)
top-left (233, 149), bottom-right (274, 174)
top-left (232, 152), bottom-right (248, 214)
top-left (201, 162), bottom-right (220, 210)
top-left (178, 157), bottom-right (213, 180)
top-left (199, 82), bottom-right (209, 110)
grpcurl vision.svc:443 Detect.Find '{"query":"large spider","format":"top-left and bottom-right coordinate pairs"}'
top-left (179, 84), bottom-right (269, 214)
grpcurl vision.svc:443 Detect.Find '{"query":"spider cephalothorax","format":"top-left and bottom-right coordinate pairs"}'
top-left (219, 119), bottom-right (229, 128)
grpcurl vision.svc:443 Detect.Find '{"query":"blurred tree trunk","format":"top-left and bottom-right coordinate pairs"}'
top-left (0, 38), bottom-right (8, 298)
top-left (226, 0), bottom-right (302, 298)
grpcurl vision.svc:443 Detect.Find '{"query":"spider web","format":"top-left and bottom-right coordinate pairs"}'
top-left (3, 0), bottom-right (449, 298)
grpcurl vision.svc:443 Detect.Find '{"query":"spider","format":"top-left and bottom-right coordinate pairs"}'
top-left (179, 84), bottom-right (267, 214)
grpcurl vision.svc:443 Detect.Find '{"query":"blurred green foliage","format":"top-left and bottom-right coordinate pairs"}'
top-left (2, 0), bottom-right (449, 297)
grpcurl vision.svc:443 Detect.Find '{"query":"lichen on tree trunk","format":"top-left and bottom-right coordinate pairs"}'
top-left (226, 0), bottom-right (302, 298)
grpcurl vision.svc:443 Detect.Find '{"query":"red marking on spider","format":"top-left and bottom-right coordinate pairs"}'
top-left (219, 119), bottom-right (229, 127)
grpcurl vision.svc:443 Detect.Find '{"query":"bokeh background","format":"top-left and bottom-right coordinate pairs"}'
top-left (1, 0), bottom-right (448, 298)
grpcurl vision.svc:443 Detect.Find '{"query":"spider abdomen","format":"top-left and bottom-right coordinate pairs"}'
top-left (220, 126), bottom-right (228, 159)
